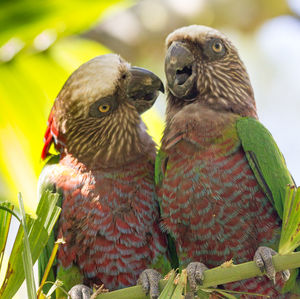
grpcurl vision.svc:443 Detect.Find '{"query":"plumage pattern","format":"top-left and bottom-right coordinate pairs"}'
top-left (45, 154), bottom-right (166, 289)
top-left (159, 25), bottom-right (296, 298)
top-left (38, 54), bottom-right (167, 294)
top-left (159, 106), bottom-right (285, 297)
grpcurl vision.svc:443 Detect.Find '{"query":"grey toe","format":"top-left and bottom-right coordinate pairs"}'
top-left (186, 262), bottom-right (208, 291)
top-left (254, 246), bottom-right (290, 283)
top-left (254, 246), bottom-right (276, 281)
top-left (68, 284), bottom-right (92, 299)
top-left (138, 269), bottom-right (162, 299)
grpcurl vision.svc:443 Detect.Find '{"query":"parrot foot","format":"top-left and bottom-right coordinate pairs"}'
top-left (186, 262), bottom-right (208, 291)
top-left (137, 269), bottom-right (162, 299)
top-left (68, 284), bottom-right (93, 299)
top-left (254, 246), bottom-right (290, 283)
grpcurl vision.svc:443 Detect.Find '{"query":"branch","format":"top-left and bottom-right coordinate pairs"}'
top-left (96, 251), bottom-right (300, 299)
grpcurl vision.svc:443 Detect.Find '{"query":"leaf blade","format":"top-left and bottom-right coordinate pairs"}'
top-left (0, 191), bottom-right (61, 298)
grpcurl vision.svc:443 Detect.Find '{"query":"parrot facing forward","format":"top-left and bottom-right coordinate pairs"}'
top-left (38, 54), bottom-right (168, 298)
top-left (157, 25), bottom-right (296, 297)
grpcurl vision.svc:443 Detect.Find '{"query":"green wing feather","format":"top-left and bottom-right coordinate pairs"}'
top-left (155, 148), bottom-right (179, 270)
top-left (236, 117), bottom-right (295, 219)
top-left (237, 117), bottom-right (299, 294)
top-left (155, 148), bottom-right (168, 187)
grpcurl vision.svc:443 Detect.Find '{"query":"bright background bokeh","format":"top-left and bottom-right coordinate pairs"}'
top-left (0, 0), bottom-right (300, 297)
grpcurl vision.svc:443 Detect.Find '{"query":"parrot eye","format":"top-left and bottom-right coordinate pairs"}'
top-left (89, 97), bottom-right (117, 118)
top-left (204, 38), bottom-right (226, 60)
top-left (212, 40), bottom-right (223, 53)
top-left (98, 104), bottom-right (110, 113)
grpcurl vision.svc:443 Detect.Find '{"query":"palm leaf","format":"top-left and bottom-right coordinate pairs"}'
top-left (279, 185), bottom-right (300, 254)
top-left (0, 202), bottom-right (14, 269)
top-left (0, 191), bottom-right (61, 298)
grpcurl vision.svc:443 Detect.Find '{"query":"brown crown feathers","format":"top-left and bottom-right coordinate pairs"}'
top-left (48, 54), bottom-right (164, 168)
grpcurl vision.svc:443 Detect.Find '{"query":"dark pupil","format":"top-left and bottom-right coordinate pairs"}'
top-left (215, 42), bottom-right (220, 49)
top-left (102, 105), bottom-right (107, 110)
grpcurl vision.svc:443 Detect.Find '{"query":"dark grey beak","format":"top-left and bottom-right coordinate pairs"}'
top-left (165, 41), bottom-right (196, 99)
top-left (127, 66), bottom-right (164, 114)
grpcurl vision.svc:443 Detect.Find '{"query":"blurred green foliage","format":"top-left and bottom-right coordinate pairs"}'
top-left (0, 0), bottom-right (126, 47)
top-left (0, 0), bottom-right (131, 214)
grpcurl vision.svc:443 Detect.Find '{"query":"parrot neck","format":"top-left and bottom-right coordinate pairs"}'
top-left (53, 100), bottom-right (157, 168)
top-left (63, 118), bottom-right (156, 169)
top-left (162, 103), bottom-right (241, 150)
top-left (166, 75), bottom-right (258, 123)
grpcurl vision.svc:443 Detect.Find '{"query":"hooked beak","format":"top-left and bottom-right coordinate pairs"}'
top-left (165, 41), bottom-right (196, 99)
top-left (127, 66), bottom-right (164, 114)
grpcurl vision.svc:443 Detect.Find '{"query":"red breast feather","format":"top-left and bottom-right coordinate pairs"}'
top-left (55, 155), bottom-right (167, 290)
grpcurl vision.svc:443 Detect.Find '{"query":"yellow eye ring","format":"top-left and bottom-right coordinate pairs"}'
top-left (212, 41), bottom-right (223, 53)
top-left (98, 104), bottom-right (110, 113)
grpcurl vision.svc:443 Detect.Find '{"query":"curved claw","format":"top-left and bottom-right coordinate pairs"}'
top-left (281, 269), bottom-right (291, 282)
top-left (254, 246), bottom-right (290, 283)
top-left (186, 262), bottom-right (208, 291)
top-left (137, 269), bottom-right (162, 299)
top-left (68, 284), bottom-right (93, 299)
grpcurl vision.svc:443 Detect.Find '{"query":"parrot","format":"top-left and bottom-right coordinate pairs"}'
top-left (37, 54), bottom-right (169, 299)
top-left (156, 25), bottom-right (297, 298)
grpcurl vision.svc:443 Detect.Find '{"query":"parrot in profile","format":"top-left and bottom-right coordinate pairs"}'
top-left (156, 25), bottom-right (297, 297)
top-left (38, 54), bottom-right (169, 299)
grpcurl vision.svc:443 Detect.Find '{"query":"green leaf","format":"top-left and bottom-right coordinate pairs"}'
top-left (0, 202), bottom-right (14, 270)
top-left (45, 280), bottom-right (67, 298)
top-left (0, 204), bottom-right (20, 223)
top-left (18, 193), bottom-right (36, 299)
top-left (158, 270), bottom-right (177, 299)
top-left (22, 252), bottom-right (36, 299)
top-left (279, 186), bottom-right (300, 254)
top-left (195, 289), bottom-right (210, 299)
top-left (215, 290), bottom-right (237, 299)
top-left (0, 191), bottom-right (61, 298)
top-left (0, 0), bottom-right (127, 47)
top-left (207, 288), bottom-right (269, 298)
top-left (171, 269), bottom-right (187, 299)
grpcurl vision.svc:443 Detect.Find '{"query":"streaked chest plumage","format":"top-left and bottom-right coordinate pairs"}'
top-left (159, 107), bottom-right (282, 264)
top-left (52, 155), bottom-right (166, 289)
top-left (158, 109), bottom-right (286, 297)
top-left (160, 138), bottom-right (281, 266)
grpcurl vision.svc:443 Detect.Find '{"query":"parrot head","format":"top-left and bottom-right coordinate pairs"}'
top-left (164, 25), bottom-right (257, 118)
top-left (42, 54), bottom-right (164, 167)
